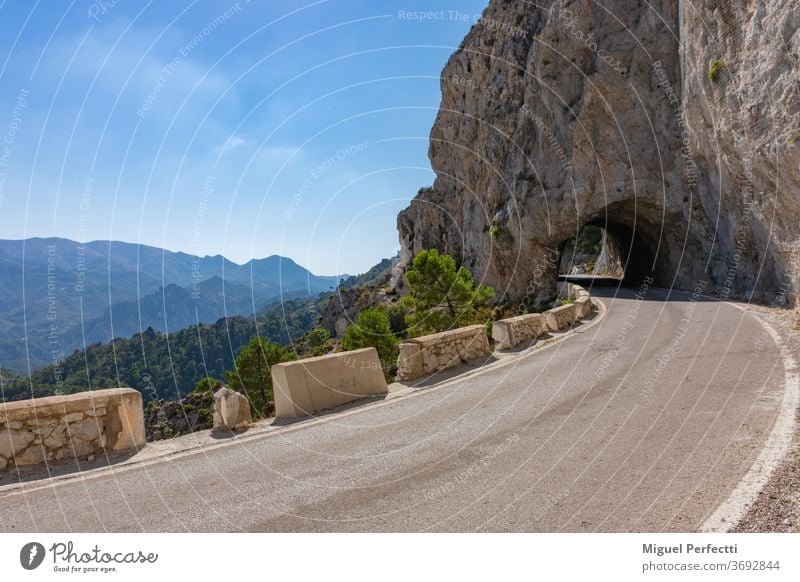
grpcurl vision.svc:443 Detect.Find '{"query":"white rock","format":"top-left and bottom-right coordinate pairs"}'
top-left (213, 386), bottom-right (252, 430)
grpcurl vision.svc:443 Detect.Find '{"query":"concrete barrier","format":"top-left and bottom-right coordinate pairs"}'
top-left (0, 388), bottom-right (145, 470)
top-left (492, 313), bottom-right (546, 350)
top-left (396, 324), bottom-right (490, 381)
top-left (545, 303), bottom-right (578, 332)
top-left (272, 348), bottom-right (388, 419)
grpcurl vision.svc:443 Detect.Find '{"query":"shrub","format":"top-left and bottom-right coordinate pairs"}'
top-left (708, 60), bottom-right (725, 83)
top-left (226, 338), bottom-right (295, 418)
top-left (558, 295), bottom-right (576, 306)
top-left (307, 327), bottom-right (331, 348)
top-left (342, 308), bottom-right (399, 380)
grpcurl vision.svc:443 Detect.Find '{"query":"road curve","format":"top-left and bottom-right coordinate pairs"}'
top-left (0, 286), bottom-right (788, 532)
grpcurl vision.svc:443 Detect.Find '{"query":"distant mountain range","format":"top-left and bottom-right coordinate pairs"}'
top-left (0, 238), bottom-right (346, 371)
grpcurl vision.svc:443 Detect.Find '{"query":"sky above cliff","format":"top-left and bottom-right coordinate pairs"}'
top-left (0, 0), bottom-right (487, 275)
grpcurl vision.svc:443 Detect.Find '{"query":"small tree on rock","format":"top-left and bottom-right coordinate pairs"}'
top-left (404, 249), bottom-right (494, 335)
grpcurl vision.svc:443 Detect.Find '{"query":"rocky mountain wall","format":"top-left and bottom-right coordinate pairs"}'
top-left (397, 0), bottom-right (800, 305)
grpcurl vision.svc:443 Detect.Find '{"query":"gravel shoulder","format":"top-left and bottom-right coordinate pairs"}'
top-left (732, 305), bottom-right (800, 532)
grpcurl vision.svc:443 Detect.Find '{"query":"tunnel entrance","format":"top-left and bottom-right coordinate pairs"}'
top-left (559, 220), bottom-right (656, 286)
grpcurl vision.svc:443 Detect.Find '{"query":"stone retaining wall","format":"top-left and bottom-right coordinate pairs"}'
top-left (272, 347), bottom-right (388, 419)
top-left (0, 388), bottom-right (145, 470)
top-left (492, 313), bottom-right (545, 350)
top-left (545, 303), bottom-right (578, 332)
top-left (493, 283), bottom-right (596, 350)
top-left (396, 324), bottom-right (491, 381)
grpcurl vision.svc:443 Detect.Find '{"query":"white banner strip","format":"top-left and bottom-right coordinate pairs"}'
top-left (1, 533), bottom-right (798, 581)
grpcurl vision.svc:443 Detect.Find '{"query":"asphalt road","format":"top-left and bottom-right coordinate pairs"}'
top-left (0, 286), bottom-right (787, 532)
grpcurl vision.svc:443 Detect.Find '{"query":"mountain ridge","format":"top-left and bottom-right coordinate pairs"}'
top-left (0, 237), bottom-right (347, 372)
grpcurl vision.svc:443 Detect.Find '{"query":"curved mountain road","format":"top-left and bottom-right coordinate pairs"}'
top-left (0, 286), bottom-right (790, 532)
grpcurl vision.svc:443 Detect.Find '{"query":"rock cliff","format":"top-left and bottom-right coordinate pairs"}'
top-left (397, 0), bottom-right (800, 305)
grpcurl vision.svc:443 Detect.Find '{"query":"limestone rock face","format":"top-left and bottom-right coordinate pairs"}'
top-left (397, 0), bottom-right (800, 304)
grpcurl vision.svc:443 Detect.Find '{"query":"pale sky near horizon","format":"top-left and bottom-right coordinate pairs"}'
top-left (0, 0), bottom-right (488, 276)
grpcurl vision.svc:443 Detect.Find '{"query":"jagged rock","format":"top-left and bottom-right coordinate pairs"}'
top-left (397, 0), bottom-right (800, 304)
top-left (213, 386), bottom-right (251, 431)
top-left (143, 389), bottom-right (215, 442)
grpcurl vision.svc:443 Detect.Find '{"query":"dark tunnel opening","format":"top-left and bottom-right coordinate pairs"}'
top-left (559, 220), bottom-right (657, 287)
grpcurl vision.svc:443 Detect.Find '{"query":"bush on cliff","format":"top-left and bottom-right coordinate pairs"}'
top-left (403, 249), bottom-right (494, 336)
top-left (342, 308), bottom-right (399, 380)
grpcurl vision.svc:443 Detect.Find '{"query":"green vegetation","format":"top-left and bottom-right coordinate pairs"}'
top-left (489, 223), bottom-right (501, 239)
top-left (558, 295), bottom-right (577, 306)
top-left (790, 133), bottom-right (800, 145)
top-left (403, 249), bottom-right (494, 336)
top-left (1, 316), bottom-right (259, 404)
top-left (575, 225), bottom-right (603, 254)
top-left (342, 308), bottom-right (399, 380)
top-left (226, 337), bottom-right (295, 418)
top-left (1, 296), bottom-right (321, 405)
top-left (307, 327), bottom-right (331, 348)
top-left (708, 60), bottom-right (725, 83)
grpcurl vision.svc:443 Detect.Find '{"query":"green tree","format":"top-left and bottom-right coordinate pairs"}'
top-left (404, 249), bottom-right (494, 335)
top-left (342, 308), bottom-right (399, 380)
top-left (191, 376), bottom-right (223, 395)
top-left (226, 337), bottom-right (296, 418)
top-left (307, 327), bottom-right (331, 348)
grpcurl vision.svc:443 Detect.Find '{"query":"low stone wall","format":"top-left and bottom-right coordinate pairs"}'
top-left (493, 283), bottom-right (596, 350)
top-left (558, 281), bottom-right (590, 299)
top-left (545, 303), bottom-right (578, 332)
top-left (492, 313), bottom-right (545, 350)
top-left (396, 324), bottom-right (491, 381)
top-left (0, 388), bottom-right (145, 470)
top-left (272, 347), bottom-right (388, 419)
top-left (575, 295), bottom-right (593, 318)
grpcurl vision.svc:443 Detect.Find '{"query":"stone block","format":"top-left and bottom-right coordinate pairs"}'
top-left (63, 411), bottom-right (84, 423)
top-left (545, 304), bottom-right (578, 332)
top-left (0, 429), bottom-right (35, 458)
top-left (575, 296), bottom-right (593, 318)
top-left (492, 313), bottom-right (546, 350)
top-left (15, 444), bottom-right (46, 466)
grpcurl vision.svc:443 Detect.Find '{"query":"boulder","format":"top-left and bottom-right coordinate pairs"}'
top-left (213, 386), bottom-right (252, 430)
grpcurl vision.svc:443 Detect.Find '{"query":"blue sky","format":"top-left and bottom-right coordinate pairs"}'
top-left (0, 0), bottom-right (489, 275)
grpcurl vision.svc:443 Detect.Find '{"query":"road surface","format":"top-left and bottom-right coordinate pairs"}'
top-left (0, 286), bottom-right (788, 532)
